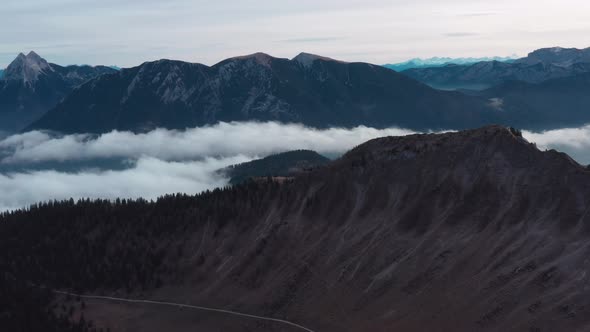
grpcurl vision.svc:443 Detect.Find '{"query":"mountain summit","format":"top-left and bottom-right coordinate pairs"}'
top-left (292, 52), bottom-right (344, 67)
top-left (0, 52), bottom-right (117, 132)
top-left (4, 51), bottom-right (53, 85)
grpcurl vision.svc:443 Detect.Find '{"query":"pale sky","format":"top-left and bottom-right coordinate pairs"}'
top-left (2, 0), bottom-right (590, 68)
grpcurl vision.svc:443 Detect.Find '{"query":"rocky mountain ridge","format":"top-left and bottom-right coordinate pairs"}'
top-left (27, 52), bottom-right (496, 133)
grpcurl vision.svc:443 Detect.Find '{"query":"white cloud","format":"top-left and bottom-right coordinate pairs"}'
top-left (2, 122), bottom-right (589, 212)
top-left (0, 122), bottom-right (415, 164)
top-left (523, 125), bottom-right (590, 164)
top-left (0, 156), bottom-right (248, 211)
top-left (0, 122), bottom-right (416, 211)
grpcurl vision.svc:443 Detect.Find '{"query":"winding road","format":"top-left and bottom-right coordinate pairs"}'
top-left (54, 290), bottom-right (317, 332)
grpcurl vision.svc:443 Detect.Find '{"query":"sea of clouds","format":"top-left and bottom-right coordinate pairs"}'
top-left (0, 122), bottom-right (414, 211)
top-left (0, 122), bottom-right (588, 211)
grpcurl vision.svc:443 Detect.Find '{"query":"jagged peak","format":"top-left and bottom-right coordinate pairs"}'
top-left (4, 51), bottom-right (53, 84)
top-left (292, 52), bottom-right (346, 67)
top-left (26, 51), bottom-right (43, 61)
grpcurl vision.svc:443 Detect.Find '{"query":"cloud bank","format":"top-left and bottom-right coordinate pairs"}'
top-left (0, 122), bottom-right (416, 211)
top-left (2, 122), bottom-right (590, 211)
top-left (0, 122), bottom-right (414, 164)
top-left (0, 156), bottom-right (247, 211)
top-left (523, 125), bottom-right (590, 165)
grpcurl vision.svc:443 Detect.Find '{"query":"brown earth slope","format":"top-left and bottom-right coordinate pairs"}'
top-left (6, 125), bottom-right (590, 331)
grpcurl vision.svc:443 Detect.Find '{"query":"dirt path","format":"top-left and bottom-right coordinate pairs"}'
top-left (55, 290), bottom-right (317, 332)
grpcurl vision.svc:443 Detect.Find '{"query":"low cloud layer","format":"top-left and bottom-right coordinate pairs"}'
top-left (0, 122), bottom-right (415, 211)
top-left (0, 122), bottom-right (414, 164)
top-left (0, 156), bottom-right (248, 211)
top-left (1, 122), bottom-right (589, 211)
top-left (523, 125), bottom-right (590, 165)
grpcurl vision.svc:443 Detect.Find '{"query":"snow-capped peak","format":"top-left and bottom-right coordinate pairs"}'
top-left (4, 51), bottom-right (53, 85)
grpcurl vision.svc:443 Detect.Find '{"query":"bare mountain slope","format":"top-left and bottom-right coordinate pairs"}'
top-left (3, 126), bottom-right (590, 331)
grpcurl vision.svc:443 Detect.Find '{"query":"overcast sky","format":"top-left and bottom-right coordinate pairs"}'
top-left (2, 0), bottom-right (590, 67)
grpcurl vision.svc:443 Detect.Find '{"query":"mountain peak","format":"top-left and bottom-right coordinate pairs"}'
top-left (26, 50), bottom-right (43, 61)
top-left (4, 51), bottom-right (52, 84)
top-left (293, 52), bottom-right (344, 67)
top-left (227, 52), bottom-right (276, 67)
top-left (348, 125), bottom-right (529, 159)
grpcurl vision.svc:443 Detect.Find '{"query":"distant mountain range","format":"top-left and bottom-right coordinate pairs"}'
top-left (515, 46), bottom-right (590, 66)
top-left (384, 56), bottom-right (516, 72)
top-left (477, 71), bottom-right (590, 129)
top-left (27, 52), bottom-right (496, 133)
top-left (4, 47), bottom-right (590, 134)
top-left (402, 47), bottom-right (590, 90)
top-left (0, 52), bottom-right (116, 132)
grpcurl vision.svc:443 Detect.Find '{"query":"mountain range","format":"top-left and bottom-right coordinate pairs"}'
top-left (26, 52), bottom-right (496, 133)
top-left (0, 51), bottom-right (116, 132)
top-left (3, 46), bottom-right (590, 135)
top-left (384, 55), bottom-right (515, 72)
top-left (476, 71), bottom-right (590, 129)
top-left (3, 126), bottom-right (590, 331)
top-left (402, 47), bottom-right (590, 90)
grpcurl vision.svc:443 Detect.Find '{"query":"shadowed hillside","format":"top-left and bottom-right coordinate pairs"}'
top-left (3, 126), bottom-right (590, 331)
top-left (26, 53), bottom-right (496, 134)
top-left (221, 150), bottom-right (330, 185)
